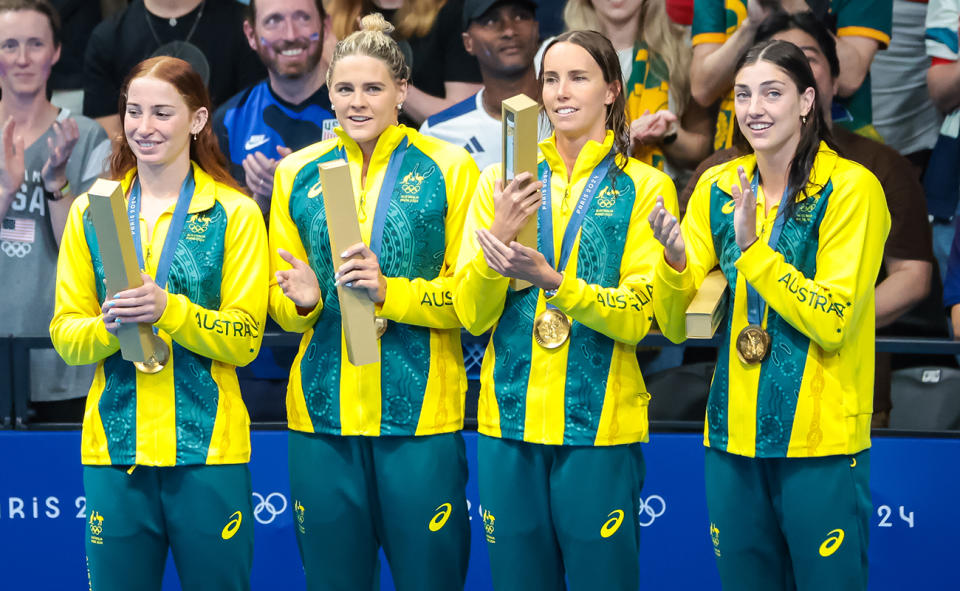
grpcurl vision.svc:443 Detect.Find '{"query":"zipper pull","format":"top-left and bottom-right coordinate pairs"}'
top-left (357, 190), bottom-right (367, 223)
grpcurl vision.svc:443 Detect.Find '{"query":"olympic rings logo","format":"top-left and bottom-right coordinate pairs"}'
top-left (637, 495), bottom-right (666, 527)
top-left (252, 492), bottom-right (287, 524)
top-left (1, 240), bottom-right (31, 258)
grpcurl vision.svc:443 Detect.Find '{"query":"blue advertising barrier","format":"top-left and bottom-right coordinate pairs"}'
top-left (0, 430), bottom-right (956, 590)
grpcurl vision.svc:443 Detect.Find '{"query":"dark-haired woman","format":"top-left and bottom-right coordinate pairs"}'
top-left (650, 40), bottom-right (889, 591)
top-left (454, 30), bottom-right (677, 591)
top-left (50, 56), bottom-right (267, 591)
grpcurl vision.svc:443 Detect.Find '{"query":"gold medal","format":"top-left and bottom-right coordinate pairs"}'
top-left (134, 335), bottom-right (170, 374)
top-left (736, 324), bottom-right (771, 365)
top-left (375, 317), bottom-right (388, 339)
top-left (533, 308), bottom-right (571, 349)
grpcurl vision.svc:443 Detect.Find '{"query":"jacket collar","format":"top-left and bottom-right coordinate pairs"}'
top-left (539, 130), bottom-right (617, 181)
top-left (120, 161), bottom-right (216, 213)
top-left (714, 141), bottom-right (838, 202)
top-left (335, 124), bottom-right (410, 170)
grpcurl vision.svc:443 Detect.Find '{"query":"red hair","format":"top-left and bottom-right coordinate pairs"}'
top-left (108, 56), bottom-right (239, 190)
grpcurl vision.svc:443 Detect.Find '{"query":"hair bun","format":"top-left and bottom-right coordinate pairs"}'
top-left (359, 13), bottom-right (395, 35)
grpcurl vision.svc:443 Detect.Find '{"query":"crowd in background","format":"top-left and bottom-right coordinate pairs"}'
top-left (4, 0), bottom-right (960, 428)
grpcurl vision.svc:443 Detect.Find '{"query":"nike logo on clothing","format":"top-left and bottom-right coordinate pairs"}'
top-left (245, 134), bottom-right (270, 151)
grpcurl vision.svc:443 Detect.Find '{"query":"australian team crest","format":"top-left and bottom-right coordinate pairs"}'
top-left (595, 186), bottom-right (620, 216)
top-left (185, 213), bottom-right (210, 241)
top-left (399, 164), bottom-right (435, 203)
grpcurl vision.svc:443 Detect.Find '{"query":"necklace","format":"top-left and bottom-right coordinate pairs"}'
top-left (144, 1), bottom-right (206, 48)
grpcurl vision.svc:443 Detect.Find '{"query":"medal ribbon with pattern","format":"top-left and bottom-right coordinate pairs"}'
top-left (126, 169), bottom-right (195, 372)
top-left (744, 173), bottom-right (790, 334)
top-left (337, 137), bottom-right (408, 258)
top-left (337, 137), bottom-right (408, 338)
top-left (539, 150), bottom-right (615, 283)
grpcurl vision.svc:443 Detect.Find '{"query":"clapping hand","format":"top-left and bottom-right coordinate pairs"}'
top-left (648, 195), bottom-right (686, 272)
top-left (630, 110), bottom-right (679, 149)
top-left (276, 248), bottom-right (321, 310)
top-left (41, 119), bottom-right (79, 194)
top-left (244, 145), bottom-right (293, 199)
top-left (475, 228), bottom-right (562, 290)
top-left (0, 117), bottom-right (24, 200)
top-left (731, 166), bottom-right (759, 251)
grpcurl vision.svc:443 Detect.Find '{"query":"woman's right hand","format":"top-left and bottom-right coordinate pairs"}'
top-left (489, 172), bottom-right (543, 244)
top-left (276, 248), bottom-right (321, 310)
top-left (648, 195), bottom-right (686, 272)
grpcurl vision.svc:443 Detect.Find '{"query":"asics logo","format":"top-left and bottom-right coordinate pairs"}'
top-left (601, 510), bottom-right (624, 538)
top-left (819, 529), bottom-right (844, 557)
top-left (429, 503), bottom-right (453, 532)
top-left (221, 511), bottom-right (242, 540)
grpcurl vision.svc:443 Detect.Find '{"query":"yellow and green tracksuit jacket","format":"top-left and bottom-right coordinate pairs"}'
top-left (50, 163), bottom-right (269, 466)
top-left (654, 142), bottom-right (890, 458)
top-left (625, 40), bottom-right (671, 171)
top-left (269, 124), bottom-right (479, 437)
top-left (454, 130), bottom-right (678, 446)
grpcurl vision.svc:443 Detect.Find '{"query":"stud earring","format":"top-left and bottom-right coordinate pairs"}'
top-left (397, 103), bottom-right (403, 111)
top-left (801, 115), bottom-right (808, 125)
top-left (192, 133), bottom-right (198, 141)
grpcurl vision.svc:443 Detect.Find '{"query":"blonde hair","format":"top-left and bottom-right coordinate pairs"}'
top-left (328, 0), bottom-right (445, 41)
top-left (326, 13), bottom-right (411, 86)
top-left (564, 0), bottom-right (691, 115)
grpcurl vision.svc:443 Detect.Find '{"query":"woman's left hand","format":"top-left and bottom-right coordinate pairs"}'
top-left (476, 228), bottom-right (562, 290)
top-left (336, 242), bottom-right (387, 304)
top-left (731, 166), bottom-right (759, 251)
top-left (102, 272), bottom-right (168, 329)
top-left (41, 119), bottom-right (79, 193)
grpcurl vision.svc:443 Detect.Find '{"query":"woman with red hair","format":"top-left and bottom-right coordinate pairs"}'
top-left (50, 56), bottom-right (268, 591)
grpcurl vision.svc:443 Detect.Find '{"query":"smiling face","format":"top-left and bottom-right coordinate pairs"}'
top-left (124, 75), bottom-right (207, 169)
top-left (541, 41), bottom-right (618, 143)
top-left (0, 9), bottom-right (59, 98)
top-left (245, 0), bottom-right (323, 79)
top-left (734, 59), bottom-right (814, 158)
top-left (463, 2), bottom-right (538, 78)
top-left (329, 54), bottom-right (407, 153)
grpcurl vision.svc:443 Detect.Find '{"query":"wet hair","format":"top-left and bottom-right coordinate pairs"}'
top-left (326, 13), bottom-right (410, 87)
top-left (539, 30), bottom-right (630, 169)
top-left (732, 39), bottom-right (833, 218)
top-left (110, 56), bottom-right (238, 190)
top-left (0, 0), bottom-right (61, 46)
top-left (755, 10), bottom-right (839, 79)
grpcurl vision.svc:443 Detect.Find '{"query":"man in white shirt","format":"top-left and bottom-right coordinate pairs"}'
top-left (420, 0), bottom-right (547, 170)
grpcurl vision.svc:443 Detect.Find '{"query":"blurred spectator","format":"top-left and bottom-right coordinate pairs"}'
top-left (690, 0), bottom-right (891, 151)
top-left (0, 0), bottom-right (110, 422)
top-left (327, 0), bottom-right (483, 124)
top-left (925, 0), bottom-right (960, 281)
top-left (871, 0), bottom-right (941, 177)
top-left (83, 0), bottom-right (265, 141)
top-left (213, 0), bottom-right (335, 217)
top-left (681, 11), bottom-right (934, 428)
top-left (563, 0), bottom-right (712, 178)
top-left (420, 0), bottom-right (548, 170)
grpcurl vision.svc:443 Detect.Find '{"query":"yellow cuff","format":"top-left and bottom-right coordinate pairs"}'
top-left (655, 256), bottom-right (694, 291)
top-left (379, 277), bottom-right (411, 321)
top-left (155, 292), bottom-right (189, 335)
top-left (733, 238), bottom-right (775, 281)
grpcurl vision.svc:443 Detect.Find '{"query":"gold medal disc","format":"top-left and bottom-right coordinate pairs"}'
top-left (375, 317), bottom-right (388, 339)
top-left (134, 335), bottom-right (170, 374)
top-left (533, 308), bottom-right (571, 349)
top-left (736, 324), bottom-right (771, 364)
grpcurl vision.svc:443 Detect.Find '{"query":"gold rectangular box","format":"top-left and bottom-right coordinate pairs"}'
top-left (87, 178), bottom-right (161, 363)
top-left (502, 93), bottom-right (540, 290)
top-left (318, 160), bottom-right (380, 366)
top-left (685, 269), bottom-right (728, 339)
